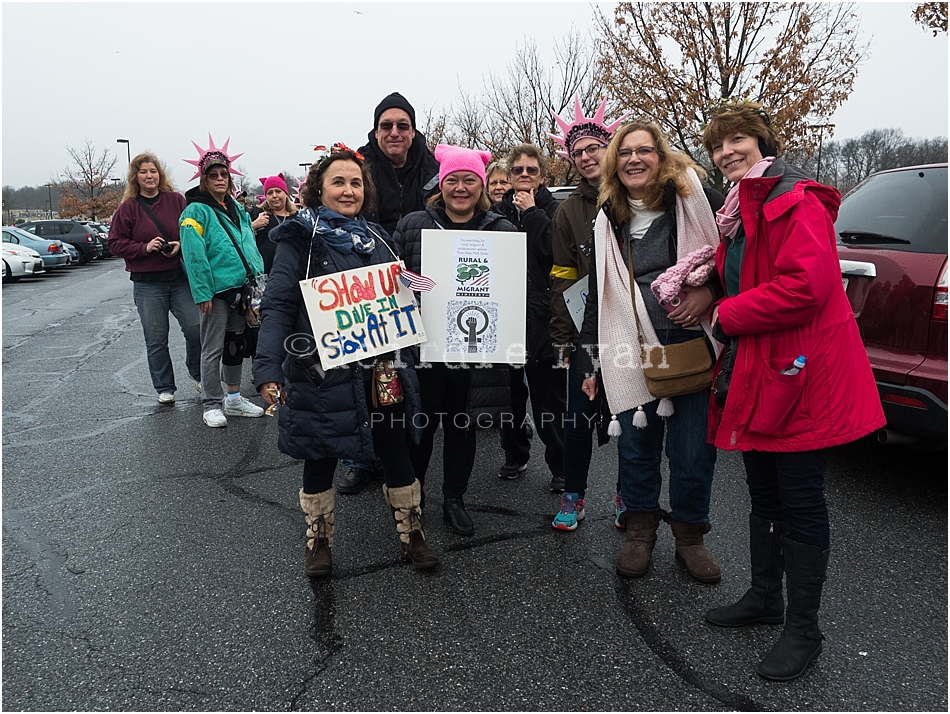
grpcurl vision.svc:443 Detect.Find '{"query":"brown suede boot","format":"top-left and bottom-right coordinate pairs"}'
top-left (670, 520), bottom-right (721, 584)
top-left (383, 480), bottom-right (439, 570)
top-left (299, 488), bottom-right (334, 578)
top-left (616, 511), bottom-right (662, 577)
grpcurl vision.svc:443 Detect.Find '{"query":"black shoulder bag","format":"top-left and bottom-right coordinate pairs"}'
top-left (213, 211), bottom-right (265, 328)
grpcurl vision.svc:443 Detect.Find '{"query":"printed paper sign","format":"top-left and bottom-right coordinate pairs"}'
top-left (563, 274), bottom-right (589, 333)
top-left (299, 261), bottom-right (426, 368)
top-left (421, 229), bottom-right (526, 365)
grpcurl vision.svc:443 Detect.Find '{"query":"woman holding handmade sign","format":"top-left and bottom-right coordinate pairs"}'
top-left (254, 145), bottom-right (438, 576)
top-left (574, 121), bottom-right (725, 584)
top-left (393, 144), bottom-right (516, 538)
top-left (179, 135), bottom-right (266, 428)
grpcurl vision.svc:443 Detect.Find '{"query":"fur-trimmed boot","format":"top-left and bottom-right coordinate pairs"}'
top-left (616, 511), bottom-right (662, 578)
top-left (757, 538), bottom-right (829, 681)
top-left (706, 514), bottom-right (787, 626)
top-left (669, 520), bottom-right (722, 584)
top-left (299, 488), bottom-right (334, 578)
top-left (383, 480), bottom-right (439, 570)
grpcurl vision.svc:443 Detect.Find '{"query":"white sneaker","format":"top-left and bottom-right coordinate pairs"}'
top-left (223, 396), bottom-right (264, 418)
top-left (158, 392), bottom-right (175, 404)
top-left (203, 409), bottom-right (227, 428)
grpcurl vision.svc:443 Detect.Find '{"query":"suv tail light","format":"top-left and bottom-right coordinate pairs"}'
top-left (86, 234), bottom-right (94, 242)
top-left (48, 244), bottom-right (60, 253)
top-left (933, 259), bottom-right (948, 321)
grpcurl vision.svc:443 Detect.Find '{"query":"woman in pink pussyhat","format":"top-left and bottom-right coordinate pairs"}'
top-left (391, 144), bottom-right (519, 538)
top-left (252, 173), bottom-right (298, 274)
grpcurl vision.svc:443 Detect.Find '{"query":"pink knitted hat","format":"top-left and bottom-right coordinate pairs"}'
top-left (549, 95), bottom-right (630, 159)
top-left (260, 174), bottom-right (289, 195)
top-left (434, 144), bottom-right (492, 188)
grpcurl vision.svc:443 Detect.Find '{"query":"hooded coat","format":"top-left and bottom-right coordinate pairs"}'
top-left (358, 131), bottom-right (440, 236)
top-left (710, 159), bottom-right (885, 451)
top-left (252, 214), bottom-right (422, 463)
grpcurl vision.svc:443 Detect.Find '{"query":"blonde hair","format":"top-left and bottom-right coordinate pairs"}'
top-left (120, 152), bottom-right (176, 203)
top-left (598, 121), bottom-right (707, 223)
top-left (262, 190), bottom-right (298, 216)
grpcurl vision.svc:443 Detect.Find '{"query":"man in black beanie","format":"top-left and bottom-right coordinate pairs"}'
top-left (358, 92), bottom-right (440, 236)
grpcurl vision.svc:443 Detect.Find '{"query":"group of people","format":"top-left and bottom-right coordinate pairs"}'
top-left (109, 90), bottom-right (884, 682)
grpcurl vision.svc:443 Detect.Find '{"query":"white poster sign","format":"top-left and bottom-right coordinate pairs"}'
top-left (420, 229), bottom-right (526, 364)
top-left (563, 274), bottom-right (589, 333)
top-left (298, 260), bottom-right (426, 368)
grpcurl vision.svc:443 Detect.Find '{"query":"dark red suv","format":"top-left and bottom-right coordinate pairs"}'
top-left (837, 164), bottom-right (947, 448)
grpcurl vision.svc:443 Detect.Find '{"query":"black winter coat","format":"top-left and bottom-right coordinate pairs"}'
top-left (253, 214), bottom-right (422, 463)
top-left (392, 204), bottom-right (516, 426)
top-left (358, 131), bottom-right (440, 236)
top-left (490, 184), bottom-right (560, 362)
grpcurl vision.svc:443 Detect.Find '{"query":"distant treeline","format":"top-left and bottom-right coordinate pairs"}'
top-left (3, 184), bottom-right (59, 212)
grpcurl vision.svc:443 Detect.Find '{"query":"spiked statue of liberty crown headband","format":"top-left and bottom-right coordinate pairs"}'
top-left (183, 134), bottom-right (245, 181)
top-left (549, 95), bottom-right (630, 159)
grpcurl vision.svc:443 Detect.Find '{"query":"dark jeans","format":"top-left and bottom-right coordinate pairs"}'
top-left (408, 363), bottom-right (476, 499)
top-left (615, 328), bottom-right (717, 524)
top-left (132, 275), bottom-right (201, 393)
top-left (500, 359), bottom-right (566, 476)
top-left (303, 377), bottom-right (415, 494)
top-left (742, 450), bottom-right (830, 550)
top-left (562, 345), bottom-right (616, 498)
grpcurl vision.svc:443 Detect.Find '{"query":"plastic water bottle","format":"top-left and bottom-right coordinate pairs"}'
top-left (780, 355), bottom-right (806, 376)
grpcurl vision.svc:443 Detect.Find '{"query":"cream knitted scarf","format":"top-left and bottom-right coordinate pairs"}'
top-left (595, 168), bottom-right (722, 424)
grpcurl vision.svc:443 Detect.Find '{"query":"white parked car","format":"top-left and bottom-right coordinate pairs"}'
top-left (2, 245), bottom-right (45, 283)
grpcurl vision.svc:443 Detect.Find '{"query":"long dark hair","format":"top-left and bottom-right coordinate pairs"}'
top-left (300, 150), bottom-right (377, 216)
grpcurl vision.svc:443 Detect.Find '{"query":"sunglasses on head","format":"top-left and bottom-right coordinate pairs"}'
top-left (379, 121), bottom-right (412, 132)
top-left (510, 165), bottom-right (540, 176)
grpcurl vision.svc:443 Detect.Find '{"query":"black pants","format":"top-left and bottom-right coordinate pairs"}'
top-left (500, 359), bottom-right (566, 476)
top-left (407, 362), bottom-right (476, 499)
top-left (742, 449), bottom-right (830, 549)
top-left (302, 377), bottom-right (415, 494)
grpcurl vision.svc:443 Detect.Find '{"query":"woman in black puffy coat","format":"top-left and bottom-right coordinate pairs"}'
top-left (393, 144), bottom-right (516, 538)
top-left (254, 147), bottom-right (438, 577)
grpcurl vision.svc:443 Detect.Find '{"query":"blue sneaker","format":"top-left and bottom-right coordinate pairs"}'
top-left (552, 492), bottom-right (586, 531)
top-left (614, 493), bottom-right (626, 530)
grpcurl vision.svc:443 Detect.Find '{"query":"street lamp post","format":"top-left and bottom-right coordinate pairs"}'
top-left (809, 124), bottom-right (835, 183)
top-left (45, 183), bottom-right (54, 219)
top-left (111, 178), bottom-right (121, 185)
top-left (116, 138), bottom-right (130, 164)
top-left (299, 162), bottom-right (311, 173)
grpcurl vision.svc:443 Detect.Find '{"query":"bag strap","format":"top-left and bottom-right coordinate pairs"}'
top-left (213, 210), bottom-right (255, 281)
top-left (135, 196), bottom-right (176, 244)
top-left (625, 229), bottom-right (647, 347)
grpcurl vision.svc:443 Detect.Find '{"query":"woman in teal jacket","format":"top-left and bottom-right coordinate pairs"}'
top-left (179, 137), bottom-right (265, 428)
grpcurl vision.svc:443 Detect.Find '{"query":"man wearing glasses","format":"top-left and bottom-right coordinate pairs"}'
top-left (358, 92), bottom-right (440, 237)
top-left (547, 96), bottom-right (629, 531)
top-left (489, 144), bottom-right (567, 493)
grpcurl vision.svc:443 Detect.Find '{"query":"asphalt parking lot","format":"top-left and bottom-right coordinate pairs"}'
top-left (2, 260), bottom-right (947, 711)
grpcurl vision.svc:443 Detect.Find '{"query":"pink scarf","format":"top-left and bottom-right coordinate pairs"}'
top-left (716, 157), bottom-right (775, 239)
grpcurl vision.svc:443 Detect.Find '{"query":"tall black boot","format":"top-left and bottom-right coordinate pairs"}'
top-left (706, 514), bottom-right (787, 626)
top-left (757, 537), bottom-right (829, 681)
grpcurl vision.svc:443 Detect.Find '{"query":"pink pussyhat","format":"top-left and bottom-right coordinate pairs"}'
top-left (434, 144), bottom-right (492, 187)
top-left (260, 174), bottom-right (289, 195)
top-left (183, 133), bottom-right (245, 182)
top-left (549, 95), bottom-right (630, 159)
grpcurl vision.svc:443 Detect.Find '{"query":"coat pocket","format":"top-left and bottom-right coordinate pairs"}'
top-left (748, 367), bottom-right (809, 437)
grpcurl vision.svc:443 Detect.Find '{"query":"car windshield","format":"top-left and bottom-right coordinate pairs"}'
top-left (836, 166), bottom-right (948, 254)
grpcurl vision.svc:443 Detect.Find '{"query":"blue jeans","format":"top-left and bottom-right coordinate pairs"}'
top-left (132, 275), bottom-right (202, 393)
top-left (742, 450), bottom-right (829, 549)
top-left (615, 329), bottom-right (717, 524)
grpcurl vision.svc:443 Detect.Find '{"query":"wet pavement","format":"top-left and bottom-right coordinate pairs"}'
top-left (2, 260), bottom-right (947, 711)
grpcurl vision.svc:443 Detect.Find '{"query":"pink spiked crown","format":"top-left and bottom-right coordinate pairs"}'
top-left (549, 95), bottom-right (630, 160)
top-left (183, 134), bottom-right (245, 181)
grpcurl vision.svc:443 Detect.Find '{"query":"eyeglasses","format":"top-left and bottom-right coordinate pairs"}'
top-left (569, 144), bottom-right (608, 161)
top-left (378, 121), bottom-right (412, 133)
top-left (617, 147), bottom-right (657, 160)
top-left (510, 165), bottom-right (540, 176)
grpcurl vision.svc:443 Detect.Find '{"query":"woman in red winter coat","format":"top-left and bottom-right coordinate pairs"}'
top-left (701, 103), bottom-right (884, 682)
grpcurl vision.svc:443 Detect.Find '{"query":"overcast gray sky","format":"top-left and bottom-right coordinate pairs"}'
top-left (2, 1), bottom-right (947, 189)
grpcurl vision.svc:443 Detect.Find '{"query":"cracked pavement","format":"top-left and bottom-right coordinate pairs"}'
top-left (2, 260), bottom-right (947, 711)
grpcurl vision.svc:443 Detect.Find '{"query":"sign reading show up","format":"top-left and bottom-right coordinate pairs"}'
top-left (299, 261), bottom-right (426, 368)
top-left (420, 229), bottom-right (526, 365)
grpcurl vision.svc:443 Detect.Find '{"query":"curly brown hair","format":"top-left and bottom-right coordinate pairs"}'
top-left (598, 121), bottom-right (707, 222)
top-left (300, 150), bottom-right (376, 215)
